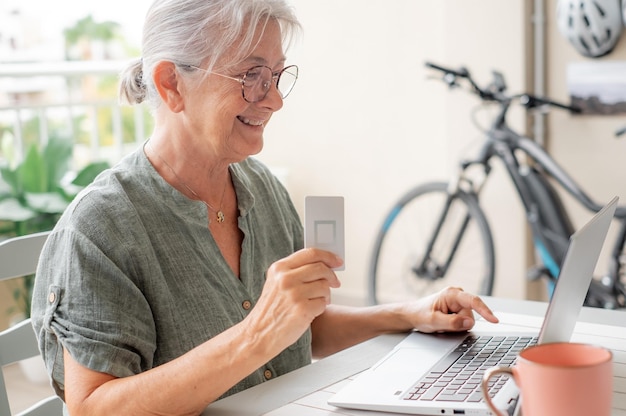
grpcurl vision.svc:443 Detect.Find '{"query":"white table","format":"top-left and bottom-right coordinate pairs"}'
top-left (203, 297), bottom-right (626, 416)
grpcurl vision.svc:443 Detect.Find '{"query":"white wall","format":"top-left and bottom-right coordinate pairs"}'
top-left (260, 1), bottom-right (529, 303)
top-left (546, 0), bottom-right (626, 278)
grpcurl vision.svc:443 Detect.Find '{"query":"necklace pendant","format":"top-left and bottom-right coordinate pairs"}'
top-left (216, 211), bottom-right (225, 223)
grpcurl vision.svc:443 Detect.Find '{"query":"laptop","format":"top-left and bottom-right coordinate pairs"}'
top-left (329, 196), bottom-right (619, 416)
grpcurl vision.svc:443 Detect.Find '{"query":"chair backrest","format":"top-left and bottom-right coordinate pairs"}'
top-left (0, 232), bottom-right (64, 416)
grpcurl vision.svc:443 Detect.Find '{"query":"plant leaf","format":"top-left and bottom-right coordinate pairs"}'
top-left (25, 192), bottom-right (70, 214)
top-left (72, 161), bottom-right (109, 186)
top-left (0, 174), bottom-right (12, 196)
top-left (0, 198), bottom-right (37, 221)
top-left (43, 137), bottom-right (73, 190)
top-left (18, 144), bottom-right (47, 193)
top-left (0, 164), bottom-right (19, 195)
top-left (1, 131), bottom-right (16, 168)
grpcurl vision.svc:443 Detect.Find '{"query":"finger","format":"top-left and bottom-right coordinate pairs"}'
top-left (468, 295), bottom-right (499, 323)
top-left (306, 296), bottom-right (331, 319)
top-left (421, 309), bottom-right (474, 333)
top-left (272, 250), bottom-right (342, 288)
top-left (283, 248), bottom-right (343, 271)
top-left (282, 261), bottom-right (341, 290)
top-left (308, 262), bottom-right (341, 288)
top-left (451, 291), bottom-right (499, 324)
top-left (303, 278), bottom-right (334, 302)
top-left (433, 315), bottom-right (472, 332)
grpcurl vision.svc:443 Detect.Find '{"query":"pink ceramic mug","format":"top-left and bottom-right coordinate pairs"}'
top-left (481, 342), bottom-right (613, 416)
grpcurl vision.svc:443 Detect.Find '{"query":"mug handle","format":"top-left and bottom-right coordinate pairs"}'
top-left (481, 366), bottom-right (514, 416)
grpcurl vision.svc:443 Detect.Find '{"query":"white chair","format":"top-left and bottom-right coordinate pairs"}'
top-left (0, 231), bottom-right (64, 416)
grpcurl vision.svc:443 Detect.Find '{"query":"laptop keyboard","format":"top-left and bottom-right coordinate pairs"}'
top-left (402, 335), bottom-right (537, 403)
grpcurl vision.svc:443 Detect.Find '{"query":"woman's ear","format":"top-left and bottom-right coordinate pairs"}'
top-left (153, 61), bottom-right (185, 113)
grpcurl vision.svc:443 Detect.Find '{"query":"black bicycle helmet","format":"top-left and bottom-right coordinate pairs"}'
top-left (556, 0), bottom-right (623, 58)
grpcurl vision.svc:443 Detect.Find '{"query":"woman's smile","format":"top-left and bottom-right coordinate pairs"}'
top-left (237, 115), bottom-right (267, 127)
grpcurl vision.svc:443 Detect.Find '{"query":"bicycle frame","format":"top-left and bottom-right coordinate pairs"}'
top-left (454, 97), bottom-right (626, 301)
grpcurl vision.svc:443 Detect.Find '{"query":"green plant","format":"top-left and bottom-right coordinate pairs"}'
top-left (0, 134), bottom-right (109, 318)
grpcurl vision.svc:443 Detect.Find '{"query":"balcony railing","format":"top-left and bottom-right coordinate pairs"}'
top-left (0, 60), bottom-right (150, 168)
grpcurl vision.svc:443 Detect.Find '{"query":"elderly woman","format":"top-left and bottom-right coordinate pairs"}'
top-left (31, 0), bottom-right (498, 414)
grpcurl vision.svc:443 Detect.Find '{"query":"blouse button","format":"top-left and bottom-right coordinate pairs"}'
top-left (264, 369), bottom-right (272, 380)
top-left (48, 292), bottom-right (56, 303)
top-left (242, 300), bottom-right (252, 310)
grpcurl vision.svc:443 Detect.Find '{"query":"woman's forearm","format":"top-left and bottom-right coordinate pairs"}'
top-left (310, 304), bottom-right (411, 359)
top-left (63, 319), bottom-right (280, 416)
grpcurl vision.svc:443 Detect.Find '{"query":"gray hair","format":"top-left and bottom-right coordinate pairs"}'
top-left (119, 0), bottom-right (301, 108)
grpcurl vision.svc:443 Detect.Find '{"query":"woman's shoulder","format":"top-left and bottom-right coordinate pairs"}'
top-left (59, 148), bottom-right (157, 228)
top-left (75, 149), bottom-right (148, 203)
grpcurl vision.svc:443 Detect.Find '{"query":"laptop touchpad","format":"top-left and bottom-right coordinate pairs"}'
top-left (372, 347), bottom-right (443, 375)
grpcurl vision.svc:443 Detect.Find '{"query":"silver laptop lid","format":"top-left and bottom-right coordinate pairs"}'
top-left (538, 196), bottom-right (618, 343)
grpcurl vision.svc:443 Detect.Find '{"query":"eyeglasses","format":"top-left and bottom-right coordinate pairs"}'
top-left (184, 64), bottom-right (299, 103)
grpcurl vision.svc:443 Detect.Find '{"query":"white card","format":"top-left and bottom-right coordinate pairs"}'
top-left (304, 196), bottom-right (345, 271)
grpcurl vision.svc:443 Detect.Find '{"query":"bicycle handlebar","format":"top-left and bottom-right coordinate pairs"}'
top-left (425, 62), bottom-right (470, 79)
top-left (425, 61), bottom-right (581, 114)
top-left (425, 62), bottom-right (495, 102)
top-left (518, 94), bottom-right (581, 113)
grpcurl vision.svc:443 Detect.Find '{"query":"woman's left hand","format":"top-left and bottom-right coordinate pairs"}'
top-left (401, 286), bottom-right (499, 333)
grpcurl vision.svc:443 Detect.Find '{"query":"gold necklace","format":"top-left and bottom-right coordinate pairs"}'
top-left (148, 142), bottom-right (227, 224)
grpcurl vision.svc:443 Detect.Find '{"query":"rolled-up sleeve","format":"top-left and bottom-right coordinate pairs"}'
top-left (32, 229), bottom-right (156, 399)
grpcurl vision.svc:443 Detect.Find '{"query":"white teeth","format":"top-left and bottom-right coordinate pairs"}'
top-left (239, 116), bottom-right (264, 126)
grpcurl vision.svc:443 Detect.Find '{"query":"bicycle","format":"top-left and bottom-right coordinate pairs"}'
top-left (367, 62), bottom-right (626, 309)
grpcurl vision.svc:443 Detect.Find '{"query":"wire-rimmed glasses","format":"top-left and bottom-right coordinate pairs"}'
top-left (184, 64), bottom-right (299, 103)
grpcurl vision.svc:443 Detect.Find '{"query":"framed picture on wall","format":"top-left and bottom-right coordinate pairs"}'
top-left (567, 61), bottom-right (626, 115)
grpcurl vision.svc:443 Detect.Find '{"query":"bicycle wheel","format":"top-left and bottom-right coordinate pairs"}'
top-left (368, 182), bottom-right (495, 305)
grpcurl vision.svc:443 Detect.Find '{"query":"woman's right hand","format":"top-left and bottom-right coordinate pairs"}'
top-left (246, 248), bottom-right (343, 353)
